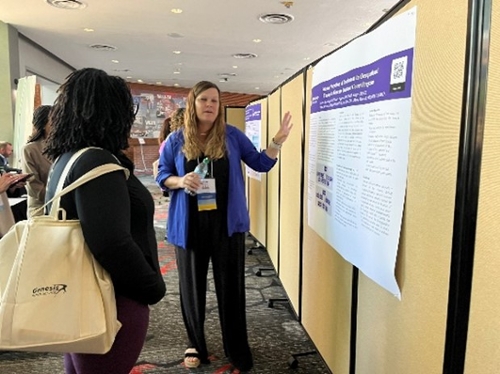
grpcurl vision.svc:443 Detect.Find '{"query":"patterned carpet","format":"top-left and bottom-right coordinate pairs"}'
top-left (0, 174), bottom-right (330, 374)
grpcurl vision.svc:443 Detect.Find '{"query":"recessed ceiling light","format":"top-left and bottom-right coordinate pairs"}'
top-left (111, 60), bottom-right (119, 63)
top-left (137, 79), bottom-right (143, 83)
top-left (303, 57), bottom-right (310, 61)
top-left (258, 13), bottom-right (294, 24)
top-left (156, 81), bottom-right (162, 85)
top-left (174, 83), bottom-right (180, 87)
top-left (126, 76), bottom-right (132, 79)
top-left (45, 0), bottom-right (87, 10)
top-left (232, 65), bottom-right (238, 69)
top-left (173, 50), bottom-right (181, 54)
top-left (232, 53), bottom-right (258, 59)
top-left (255, 87), bottom-right (260, 90)
top-left (167, 33), bottom-right (184, 38)
top-left (171, 8), bottom-right (183, 14)
top-left (253, 39), bottom-right (262, 43)
top-left (83, 28), bottom-right (94, 32)
top-left (88, 44), bottom-right (117, 51)
top-left (173, 71), bottom-right (181, 74)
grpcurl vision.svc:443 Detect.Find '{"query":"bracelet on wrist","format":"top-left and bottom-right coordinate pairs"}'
top-left (269, 138), bottom-right (282, 150)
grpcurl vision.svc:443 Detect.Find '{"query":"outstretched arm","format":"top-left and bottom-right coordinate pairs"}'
top-left (264, 111), bottom-right (293, 159)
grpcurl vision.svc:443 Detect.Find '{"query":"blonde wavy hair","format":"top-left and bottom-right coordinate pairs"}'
top-left (183, 81), bottom-right (226, 160)
top-left (170, 107), bottom-right (185, 132)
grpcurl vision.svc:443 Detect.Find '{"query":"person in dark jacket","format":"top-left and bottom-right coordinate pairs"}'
top-left (45, 68), bottom-right (166, 374)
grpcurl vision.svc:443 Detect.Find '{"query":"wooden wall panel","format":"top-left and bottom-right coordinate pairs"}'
top-left (128, 82), bottom-right (262, 108)
top-left (266, 90), bottom-right (281, 270)
top-left (247, 99), bottom-right (268, 246)
top-left (301, 68), bottom-right (352, 372)
top-left (355, 2), bottom-right (467, 374)
top-left (279, 74), bottom-right (304, 314)
top-left (465, 2), bottom-right (500, 373)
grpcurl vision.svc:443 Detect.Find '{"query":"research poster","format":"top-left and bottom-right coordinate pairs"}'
top-left (308, 8), bottom-right (417, 298)
top-left (245, 103), bottom-right (262, 181)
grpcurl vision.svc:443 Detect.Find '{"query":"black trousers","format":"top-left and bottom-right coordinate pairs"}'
top-left (175, 219), bottom-right (253, 370)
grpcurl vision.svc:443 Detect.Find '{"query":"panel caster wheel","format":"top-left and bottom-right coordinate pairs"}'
top-left (288, 356), bottom-right (299, 369)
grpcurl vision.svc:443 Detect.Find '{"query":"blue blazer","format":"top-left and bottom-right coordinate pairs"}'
top-left (156, 125), bottom-right (276, 249)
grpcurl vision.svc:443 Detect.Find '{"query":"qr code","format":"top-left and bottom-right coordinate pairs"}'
top-left (390, 56), bottom-right (408, 85)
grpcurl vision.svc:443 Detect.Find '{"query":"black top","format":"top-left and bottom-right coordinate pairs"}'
top-left (46, 148), bottom-right (165, 305)
top-left (185, 154), bottom-right (229, 249)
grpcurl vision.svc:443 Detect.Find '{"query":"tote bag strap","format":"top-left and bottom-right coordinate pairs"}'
top-left (33, 148), bottom-right (129, 217)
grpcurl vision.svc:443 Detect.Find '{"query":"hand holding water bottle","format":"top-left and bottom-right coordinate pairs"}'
top-left (183, 157), bottom-right (210, 196)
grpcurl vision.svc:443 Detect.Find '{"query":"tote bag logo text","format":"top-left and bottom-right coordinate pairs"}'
top-left (32, 284), bottom-right (67, 297)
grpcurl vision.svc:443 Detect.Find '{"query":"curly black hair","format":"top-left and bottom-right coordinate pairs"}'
top-left (45, 68), bottom-right (135, 160)
top-left (28, 105), bottom-right (52, 143)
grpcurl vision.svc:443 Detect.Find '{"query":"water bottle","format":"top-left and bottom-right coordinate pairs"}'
top-left (185, 157), bottom-right (210, 196)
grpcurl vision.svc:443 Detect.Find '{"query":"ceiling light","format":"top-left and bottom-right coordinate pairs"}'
top-left (258, 13), bottom-right (294, 24)
top-left (171, 8), bottom-right (183, 14)
top-left (173, 50), bottom-right (181, 54)
top-left (255, 87), bottom-right (260, 90)
top-left (303, 57), bottom-right (310, 61)
top-left (219, 78), bottom-right (228, 83)
top-left (253, 39), bottom-right (262, 43)
top-left (167, 33), bottom-right (184, 38)
top-left (156, 82), bottom-right (162, 85)
top-left (83, 28), bottom-right (94, 32)
top-left (111, 60), bottom-right (119, 63)
top-left (45, 0), bottom-right (87, 10)
top-left (126, 76), bottom-right (132, 79)
top-left (219, 73), bottom-right (237, 77)
top-left (88, 44), bottom-right (117, 51)
top-left (174, 83), bottom-right (180, 87)
top-left (173, 71), bottom-right (181, 74)
top-left (232, 53), bottom-right (258, 59)
top-left (137, 79), bottom-right (143, 83)
top-left (232, 65), bottom-right (238, 69)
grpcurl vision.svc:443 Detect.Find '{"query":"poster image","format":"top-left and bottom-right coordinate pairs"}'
top-left (131, 90), bottom-right (187, 138)
top-left (245, 103), bottom-right (262, 181)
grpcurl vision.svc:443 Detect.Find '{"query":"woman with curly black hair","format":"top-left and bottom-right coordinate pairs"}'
top-left (45, 68), bottom-right (166, 374)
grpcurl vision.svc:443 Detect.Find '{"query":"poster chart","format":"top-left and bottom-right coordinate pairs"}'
top-left (308, 8), bottom-right (417, 298)
top-left (130, 89), bottom-right (186, 138)
top-left (245, 103), bottom-right (262, 181)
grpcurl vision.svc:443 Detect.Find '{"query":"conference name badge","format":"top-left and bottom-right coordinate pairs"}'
top-left (197, 178), bottom-right (217, 211)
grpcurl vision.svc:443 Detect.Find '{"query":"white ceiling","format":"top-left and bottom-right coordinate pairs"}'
top-left (0, 0), bottom-right (400, 95)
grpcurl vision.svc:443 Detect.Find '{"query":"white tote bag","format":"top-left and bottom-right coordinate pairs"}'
top-left (0, 149), bottom-right (127, 353)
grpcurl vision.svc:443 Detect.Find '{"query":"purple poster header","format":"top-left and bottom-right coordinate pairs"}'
top-left (311, 48), bottom-right (414, 113)
top-left (245, 103), bottom-right (261, 122)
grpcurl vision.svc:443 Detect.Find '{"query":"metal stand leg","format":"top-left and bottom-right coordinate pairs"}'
top-left (255, 267), bottom-right (275, 277)
top-left (287, 350), bottom-right (318, 369)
